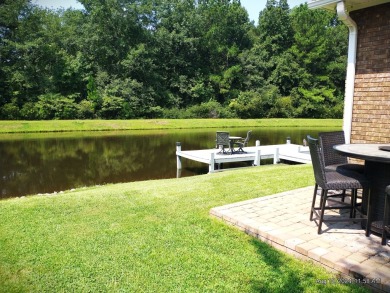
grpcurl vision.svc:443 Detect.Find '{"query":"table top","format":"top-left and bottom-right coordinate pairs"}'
top-left (229, 136), bottom-right (242, 140)
top-left (333, 143), bottom-right (390, 163)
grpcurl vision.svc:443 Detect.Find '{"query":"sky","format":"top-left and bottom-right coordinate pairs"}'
top-left (34, 0), bottom-right (308, 24)
top-left (240, 0), bottom-right (307, 24)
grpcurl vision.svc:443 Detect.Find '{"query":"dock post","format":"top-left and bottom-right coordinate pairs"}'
top-left (209, 152), bottom-right (215, 173)
top-left (254, 149), bottom-right (261, 166)
top-left (273, 147), bottom-right (279, 164)
top-left (256, 140), bottom-right (260, 146)
top-left (176, 142), bottom-right (182, 170)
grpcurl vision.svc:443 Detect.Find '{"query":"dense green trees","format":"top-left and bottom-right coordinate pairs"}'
top-left (0, 0), bottom-right (348, 120)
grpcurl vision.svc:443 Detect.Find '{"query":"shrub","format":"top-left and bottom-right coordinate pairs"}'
top-left (54, 97), bottom-right (79, 119)
top-left (99, 96), bottom-right (125, 119)
top-left (78, 100), bottom-right (95, 119)
top-left (0, 102), bottom-right (20, 120)
top-left (229, 86), bottom-right (281, 118)
top-left (268, 96), bottom-right (295, 118)
top-left (186, 100), bottom-right (235, 118)
top-left (161, 107), bottom-right (185, 119)
top-left (143, 106), bottom-right (164, 119)
top-left (20, 102), bottom-right (40, 120)
top-left (229, 91), bottom-right (264, 118)
top-left (34, 94), bottom-right (79, 120)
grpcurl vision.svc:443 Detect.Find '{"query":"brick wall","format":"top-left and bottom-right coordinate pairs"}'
top-left (350, 3), bottom-right (390, 143)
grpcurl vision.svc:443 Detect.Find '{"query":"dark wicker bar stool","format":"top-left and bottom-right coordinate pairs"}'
top-left (307, 135), bottom-right (371, 234)
top-left (366, 185), bottom-right (390, 245)
top-left (318, 131), bottom-right (364, 173)
top-left (319, 131), bottom-right (365, 204)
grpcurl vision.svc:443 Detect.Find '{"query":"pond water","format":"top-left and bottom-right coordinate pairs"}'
top-left (0, 127), bottom-right (339, 199)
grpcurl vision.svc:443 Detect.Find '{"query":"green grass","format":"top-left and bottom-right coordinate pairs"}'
top-left (0, 164), bottom-right (368, 292)
top-left (0, 118), bottom-right (342, 133)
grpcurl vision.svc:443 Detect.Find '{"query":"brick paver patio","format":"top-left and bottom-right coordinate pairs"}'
top-left (210, 186), bottom-right (390, 292)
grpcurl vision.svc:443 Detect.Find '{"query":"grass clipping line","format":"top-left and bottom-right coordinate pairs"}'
top-left (0, 164), bottom-right (368, 292)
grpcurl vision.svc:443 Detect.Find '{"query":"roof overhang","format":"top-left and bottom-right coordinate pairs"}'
top-left (308, 0), bottom-right (390, 11)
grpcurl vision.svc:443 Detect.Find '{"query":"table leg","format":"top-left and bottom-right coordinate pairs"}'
top-left (229, 141), bottom-right (235, 154)
top-left (364, 161), bottom-right (390, 231)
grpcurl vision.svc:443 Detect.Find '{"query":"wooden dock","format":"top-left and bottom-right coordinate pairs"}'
top-left (176, 143), bottom-right (311, 173)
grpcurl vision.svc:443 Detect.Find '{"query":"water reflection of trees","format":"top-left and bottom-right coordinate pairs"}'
top-left (0, 135), bottom-right (180, 198)
top-left (0, 128), bottom-right (336, 198)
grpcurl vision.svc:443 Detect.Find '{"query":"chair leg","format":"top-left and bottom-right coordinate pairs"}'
top-left (365, 188), bottom-right (373, 237)
top-left (318, 189), bottom-right (327, 234)
top-left (349, 189), bottom-right (356, 218)
top-left (341, 189), bottom-right (346, 202)
top-left (354, 189), bottom-right (359, 218)
top-left (382, 193), bottom-right (389, 245)
top-left (310, 184), bottom-right (318, 221)
top-left (319, 187), bottom-right (325, 210)
top-left (351, 189), bottom-right (361, 219)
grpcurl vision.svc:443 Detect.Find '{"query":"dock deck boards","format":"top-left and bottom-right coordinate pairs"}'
top-left (176, 143), bottom-right (311, 172)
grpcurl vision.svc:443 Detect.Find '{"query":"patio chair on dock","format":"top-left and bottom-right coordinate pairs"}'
top-left (234, 130), bottom-right (252, 153)
top-left (216, 131), bottom-right (230, 154)
top-left (307, 135), bottom-right (371, 234)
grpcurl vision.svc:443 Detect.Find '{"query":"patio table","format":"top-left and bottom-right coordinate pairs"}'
top-left (228, 136), bottom-right (242, 154)
top-left (334, 143), bottom-right (390, 232)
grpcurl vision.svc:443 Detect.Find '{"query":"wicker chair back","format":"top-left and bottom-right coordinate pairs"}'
top-left (307, 135), bottom-right (327, 188)
top-left (319, 131), bottom-right (348, 167)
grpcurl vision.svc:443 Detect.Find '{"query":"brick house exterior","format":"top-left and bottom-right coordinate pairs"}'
top-left (351, 3), bottom-right (390, 143)
top-left (309, 0), bottom-right (390, 143)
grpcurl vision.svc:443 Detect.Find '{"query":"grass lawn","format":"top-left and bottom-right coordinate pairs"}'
top-left (0, 118), bottom-right (342, 133)
top-left (0, 164), bottom-right (368, 292)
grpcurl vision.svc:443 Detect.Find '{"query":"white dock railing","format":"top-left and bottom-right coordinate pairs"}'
top-left (176, 142), bottom-right (310, 173)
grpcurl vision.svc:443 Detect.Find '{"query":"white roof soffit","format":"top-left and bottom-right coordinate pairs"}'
top-left (308, 0), bottom-right (390, 12)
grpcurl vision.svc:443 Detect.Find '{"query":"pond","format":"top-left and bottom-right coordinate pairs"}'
top-left (0, 127), bottom-right (339, 199)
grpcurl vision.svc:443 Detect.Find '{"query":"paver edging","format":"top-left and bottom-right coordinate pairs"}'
top-left (209, 186), bottom-right (390, 292)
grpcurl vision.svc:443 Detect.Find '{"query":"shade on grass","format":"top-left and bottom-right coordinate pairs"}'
top-left (0, 164), bottom-right (368, 292)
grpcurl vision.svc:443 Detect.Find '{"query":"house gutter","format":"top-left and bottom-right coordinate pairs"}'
top-left (336, 1), bottom-right (357, 144)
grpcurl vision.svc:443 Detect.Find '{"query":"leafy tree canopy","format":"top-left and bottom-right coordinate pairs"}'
top-left (0, 0), bottom-right (347, 119)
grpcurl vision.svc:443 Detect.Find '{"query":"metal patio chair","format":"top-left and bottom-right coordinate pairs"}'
top-left (216, 131), bottom-right (230, 154)
top-left (234, 130), bottom-right (252, 153)
top-left (307, 135), bottom-right (371, 234)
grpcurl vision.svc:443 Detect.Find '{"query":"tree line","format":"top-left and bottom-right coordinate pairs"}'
top-left (0, 0), bottom-right (348, 120)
